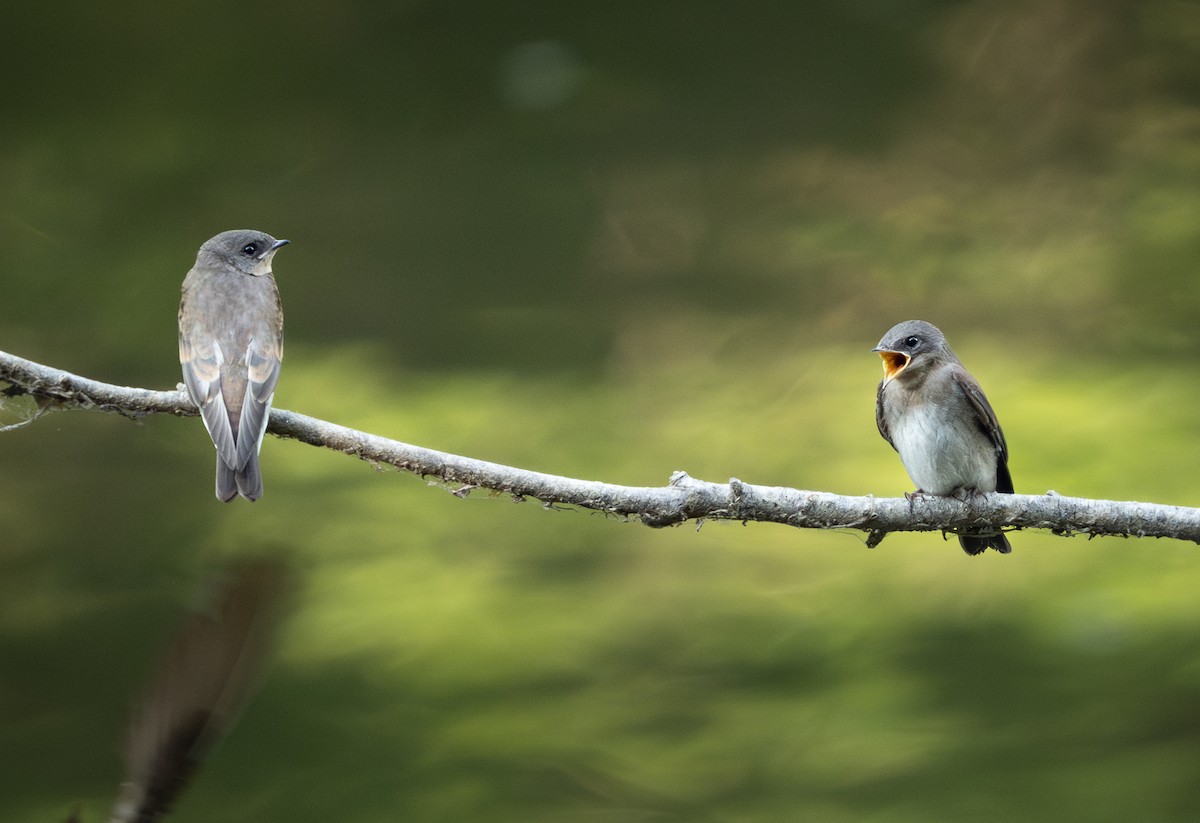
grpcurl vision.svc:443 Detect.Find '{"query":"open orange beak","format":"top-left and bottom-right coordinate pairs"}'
top-left (875, 349), bottom-right (910, 385)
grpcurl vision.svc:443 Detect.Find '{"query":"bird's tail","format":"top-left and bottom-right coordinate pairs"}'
top-left (215, 455), bottom-right (238, 503)
top-left (214, 453), bottom-right (262, 502)
top-left (958, 532), bottom-right (1012, 555)
top-left (235, 453), bottom-right (263, 502)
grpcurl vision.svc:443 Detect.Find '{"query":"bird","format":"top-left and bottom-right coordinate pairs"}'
top-left (179, 230), bottom-right (288, 502)
top-left (872, 320), bottom-right (1014, 555)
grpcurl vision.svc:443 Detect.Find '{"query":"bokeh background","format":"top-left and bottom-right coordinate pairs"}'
top-left (4, 1), bottom-right (1200, 820)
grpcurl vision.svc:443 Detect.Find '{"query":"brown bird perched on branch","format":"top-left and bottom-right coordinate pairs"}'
top-left (873, 320), bottom-right (1014, 555)
top-left (179, 230), bottom-right (288, 501)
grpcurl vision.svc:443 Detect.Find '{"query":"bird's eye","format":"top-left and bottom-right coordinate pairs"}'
top-left (241, 243), bottom-right (258, 256)
top-left (904, 335), bottom-right (920, 348)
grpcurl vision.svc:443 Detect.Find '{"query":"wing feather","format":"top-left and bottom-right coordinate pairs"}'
top-left (179, 333), bottom-right (237, 468)
top-left (233, 335), bottom-right (282, 470)
top-left (875, 381), bottom-right (897, 451)
top-left (954, 369), bottom-right (1014, 494)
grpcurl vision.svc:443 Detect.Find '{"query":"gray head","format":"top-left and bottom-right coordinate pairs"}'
top-left (196, 229), bottom-right (289, 276)
top-left (871, 320), bottom-right (952, 386)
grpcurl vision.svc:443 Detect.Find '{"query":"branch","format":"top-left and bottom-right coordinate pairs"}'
top-left (3, 348), bottom-right (1198, 544)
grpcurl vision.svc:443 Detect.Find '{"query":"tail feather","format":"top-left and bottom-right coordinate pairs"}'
top-left (959, 532), bottom-right (1012, 555)
top-left (235, 453), bottom-right (263, 502)
top-left (214, 453), bottom-right (262, 503)
top-left (215, 456), bottom-right (238, 503)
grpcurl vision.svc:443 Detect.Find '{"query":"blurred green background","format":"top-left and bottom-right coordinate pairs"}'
top-left (4, 0), bottom-right (1200, 820)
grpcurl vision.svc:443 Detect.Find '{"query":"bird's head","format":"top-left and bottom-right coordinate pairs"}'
top-left (871, 320), bottom-right (947, 386)
top-left (198, 230), bottom-right (290, 276)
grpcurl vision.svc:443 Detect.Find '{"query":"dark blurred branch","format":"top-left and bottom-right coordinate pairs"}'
top-left (4, 349), bottom-right (1199, 544)
top-left (109, 559), bottom-right (290, 823)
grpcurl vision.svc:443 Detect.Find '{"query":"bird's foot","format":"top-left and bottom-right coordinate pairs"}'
top-left (903, 489), bottom-right (928, 513)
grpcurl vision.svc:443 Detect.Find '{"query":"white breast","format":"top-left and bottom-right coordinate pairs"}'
top-left (889, 402), bottom-right (996, 495)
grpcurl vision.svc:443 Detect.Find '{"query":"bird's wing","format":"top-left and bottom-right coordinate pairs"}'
top-left (954, 367), bottom-right (1014, 493)
top-left (179, 330), bottom-right (238, 468)
top-left (875, 381), bottom-right (897, 451)
top-left (233, 332), bottom-right (282, 470)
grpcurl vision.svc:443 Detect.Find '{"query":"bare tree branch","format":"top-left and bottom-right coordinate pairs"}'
top-left (3, 348), bottom-right (1198, 544)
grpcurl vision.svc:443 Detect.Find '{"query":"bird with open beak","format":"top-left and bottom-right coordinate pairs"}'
top-left (872, 320), bottom-right (1014, 555)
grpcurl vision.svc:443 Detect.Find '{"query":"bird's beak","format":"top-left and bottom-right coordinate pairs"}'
top-left (872, 347), bottom-right (910, 386)
top-left (252, 239), bottom-right (290, 275)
